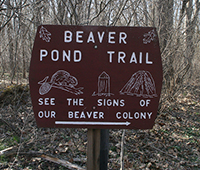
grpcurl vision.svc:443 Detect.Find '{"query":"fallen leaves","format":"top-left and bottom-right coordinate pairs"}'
top-left (0, 84), bottom-right (200, 169)
top-left (56, 143), bottom-right (69, 153)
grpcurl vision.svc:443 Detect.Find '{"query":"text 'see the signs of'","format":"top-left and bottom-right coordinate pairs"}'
top-left (29, 25), bottom-right (163, 129)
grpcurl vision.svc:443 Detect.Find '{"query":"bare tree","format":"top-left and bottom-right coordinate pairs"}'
top-left (0, 0), bottom-right (199, 169)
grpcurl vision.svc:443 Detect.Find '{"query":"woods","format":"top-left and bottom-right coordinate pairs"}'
top-left (0, 0), bottom-right (199, 99)
top-left (0, 0), bottom-right (199, 169)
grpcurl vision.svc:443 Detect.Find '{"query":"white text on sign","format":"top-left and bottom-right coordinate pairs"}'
top-left (64, 31), bottom-right (127, 44)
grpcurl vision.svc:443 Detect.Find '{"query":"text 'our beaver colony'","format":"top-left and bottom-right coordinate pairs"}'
top-left (39, 30), bottom-right (153, 64)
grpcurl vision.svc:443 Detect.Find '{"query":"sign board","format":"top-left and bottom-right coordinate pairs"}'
top-left (29, 25), bottom-right (163, 129)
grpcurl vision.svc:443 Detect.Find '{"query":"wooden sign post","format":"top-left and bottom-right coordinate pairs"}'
top-left (29, 25), bottom-right (163, 169)
top-left (100, 129), bottom-right (109, 170)
top-left (87, 129), bottom-right (100, 170)
top-left (87, 129), bottom-right (109, 170)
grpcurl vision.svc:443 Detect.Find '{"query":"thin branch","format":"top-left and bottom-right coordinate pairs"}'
top-left (69, 0), bottom-right (79, 25)
top-left (87, 0), bottom-right (93, 24)
top-left (41, 154), bottom-right (85, 170)
top-left (0, 147), bottom-right (85, 170)
top-left (89, 0), bottom-right (112, 24)
top-left (0, 12), bottom-right (15, 31)
top-left (120, 129), bottom-right (126, 170)
top-left (0, 0), bottom-right (6, 6)
top-left (110, 0), bottom-right (129, 26)
top-left (0, 118), bottom-right (21, 136)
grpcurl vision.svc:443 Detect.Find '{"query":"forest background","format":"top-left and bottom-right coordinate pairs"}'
top-left (0, 0), bottom-right (199, 169)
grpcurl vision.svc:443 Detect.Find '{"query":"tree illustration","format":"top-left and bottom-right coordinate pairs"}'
top-left (120, 70), bottom-right (157, 98)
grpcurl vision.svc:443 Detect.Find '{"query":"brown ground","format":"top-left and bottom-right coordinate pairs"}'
top-left (0, 83), bottom-right (199, 169)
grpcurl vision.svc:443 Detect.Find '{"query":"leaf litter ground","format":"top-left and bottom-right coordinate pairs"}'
top-left (0, 83), bottom-right (199, 169)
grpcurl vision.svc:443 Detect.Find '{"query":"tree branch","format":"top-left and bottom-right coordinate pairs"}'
top-left (0, 147), bottom-right (85, 170)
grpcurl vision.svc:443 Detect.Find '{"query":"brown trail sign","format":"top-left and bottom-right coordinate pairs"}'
top-left (29, 25), bottom-right (163, 129)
